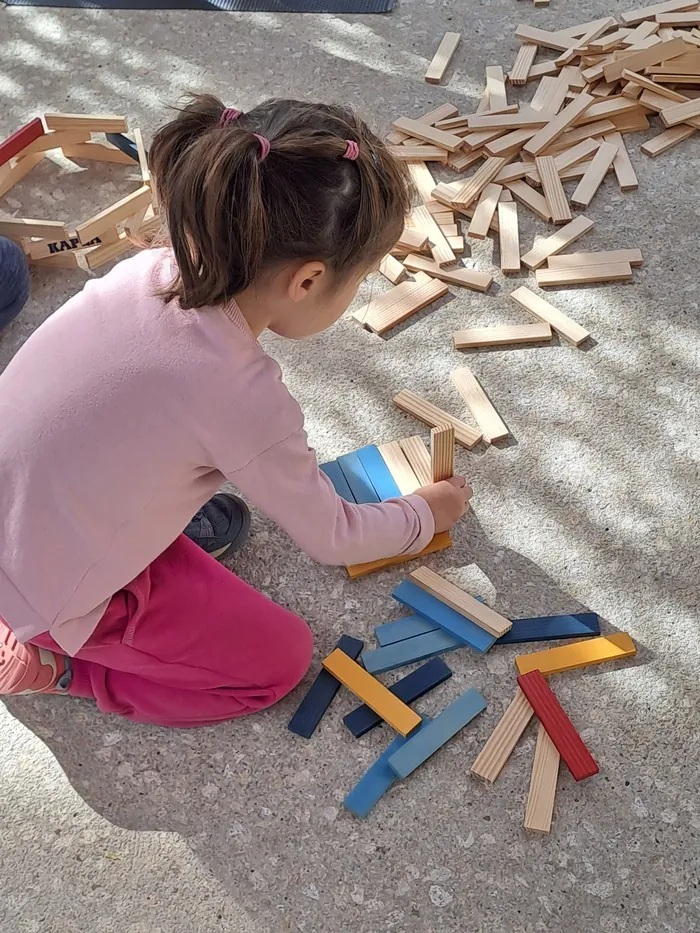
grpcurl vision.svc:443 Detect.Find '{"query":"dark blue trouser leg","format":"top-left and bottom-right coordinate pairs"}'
top-left (0, 236), bottom-right (30, 332)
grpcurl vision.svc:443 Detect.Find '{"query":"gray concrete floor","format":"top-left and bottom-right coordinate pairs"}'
top-left (1, 1), bottom-right (699, 931)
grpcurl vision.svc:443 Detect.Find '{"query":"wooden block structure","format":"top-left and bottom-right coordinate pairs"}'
top-left (430, 424), bottom-right (455, 482)
top-left (322, 648), bottom-right (422, 737)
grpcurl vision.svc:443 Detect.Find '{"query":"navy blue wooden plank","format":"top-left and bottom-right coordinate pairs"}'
top-left (393, 579), bottom-right (496, 654)
top-left (336, 450), bottom-right (381, 503)
top-left (361, 629), bottom-right (463, 674)
top-left (497, 612), bottom-right (600, 644)
top-left (343, 658), bottom-right (452, 738)
top-left (387, 688), bottom-right (487, 779)
top-left (288, 635), bottom-right (364, 738)
top-left (320, 460), bottom-right (356, 503)
top-left (354, 445), bottom-right (402, 501)
top-left (344, 718), bottom-right (430, 818)
top-left (105, 132), bottom-right (139, 161)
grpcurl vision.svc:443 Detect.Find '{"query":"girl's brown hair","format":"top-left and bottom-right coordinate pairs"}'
top-left (149, 93), bottom-right (412, 309)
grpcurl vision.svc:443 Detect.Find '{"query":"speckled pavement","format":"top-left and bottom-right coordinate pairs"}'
top-left (1, 2), bottom-right (699, 932)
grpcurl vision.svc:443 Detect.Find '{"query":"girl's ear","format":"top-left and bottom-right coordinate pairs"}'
top-left (287, 260), bottom-right (327, 303)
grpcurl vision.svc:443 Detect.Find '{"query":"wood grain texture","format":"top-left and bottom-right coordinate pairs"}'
top-left (394, 390), bottom-right (483, 448)
top-left (467, 183), bottom-right (502, 239)
top-left (402, 254), bottom-right (493, 291)
top-left (470, 688), bottom-right (534, 783)
top-left (509, 43), bottom-right (538, 85)
top-left (510, 286), bottom-right (590, 346)
top-left (524, 92), bottom-right (595, 156)
top-left (409, 566), bottom-right (512, 638)
top-left (378, 254), bottom-right (406, 285)
top-left (399, 435), bottom-right (433, 487)
top-left (451, 158), bottom-right (508, 209)
top-left (535, 261), bottom-right (633, 287)
top-left (453, 322), bottom-right (552, 349)
top-left (547, 248), bottom-right (643, 268)
top-left (388, 145), bottom-right (449, 163)
top-left (604, 131), bottom-right (639, 190)
top-left (524, 723), bottom-right (560, 834)
top-left (357, 275), bottom-right (449, 335)
top-left (497, 200), bottom-right (521, 274)
top-left (620, 1), bottom-right (698, 27)
top-left (570, 141), bottom-right (619, 207)
top-left (641, 124), bottom-right (696, 155)
top-left (391, 117), bottom-right (464, 151)
top-left (505, 179), bottom-right (552, 222)
top-left (75, 185), bottom-right (152, 244)
top-left (451, 366), bottom-right (509, 443)
top-left (535, 156), bottom-right (572, 224)
top-left (425, 32), bottom-right (461, 84)
top-left (603, 37), bottom-right (688, 82)
top-left (430, 424), bottom-right (455, 482)
top-left (377, 440), bottom-right (421, 495)
top-left (521, 215), bottom-right (595, 269)
top-left (44, 112), bottom-right (128, 132)
top-left (411, 204), bottom-right (457, 266)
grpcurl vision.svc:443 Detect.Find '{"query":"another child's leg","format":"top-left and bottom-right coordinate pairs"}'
top-left (30, 535), bottom-right (313, 727)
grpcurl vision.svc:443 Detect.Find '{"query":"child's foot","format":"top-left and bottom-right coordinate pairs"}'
top-left (0, 619), bottom-right (71, 695)
top-left (184, 492), bottom-right (251, 559)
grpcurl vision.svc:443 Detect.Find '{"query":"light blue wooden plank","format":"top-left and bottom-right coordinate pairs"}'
top-left (319, 460), bottom-right (356, 503)
top-left (393, 580), bottom-right (496, 654)
top-left (354, 445), bottom-right (402, 501)
top-left (387, 688), bottom-right (487, 779)
top-left (336, 450), bottom-right (381, 504)
top-left (375, 614), bottom-right (440, 646)
top-left (344, 719), bottom-right (431, 818)
top-left (361, 628), bottom-right (463, 674)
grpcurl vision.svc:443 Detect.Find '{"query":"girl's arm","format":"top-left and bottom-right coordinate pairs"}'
top-left (225, 426), bottom-right (435, 566)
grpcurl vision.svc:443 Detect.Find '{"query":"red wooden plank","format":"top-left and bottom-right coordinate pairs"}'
top-left (0, 118), bottom-right (45, 168)
top-left (517, 669), bottom-right (599, 781)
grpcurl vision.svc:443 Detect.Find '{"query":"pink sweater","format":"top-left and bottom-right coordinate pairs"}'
top-left (0, 249), bottom-right (434, 655)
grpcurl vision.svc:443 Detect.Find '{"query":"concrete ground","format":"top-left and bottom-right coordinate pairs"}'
top-left (1, 1), bottom-right (699, 931)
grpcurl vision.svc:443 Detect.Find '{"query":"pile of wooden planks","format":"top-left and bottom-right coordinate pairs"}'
top-left (0, 113), bottom-right (157, 271)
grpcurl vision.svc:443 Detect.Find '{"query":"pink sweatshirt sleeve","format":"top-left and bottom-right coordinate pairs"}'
top-left (226, 426), bottom-right (435, 567)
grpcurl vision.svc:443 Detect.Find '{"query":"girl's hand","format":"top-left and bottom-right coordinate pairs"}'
top-left (414, 476), bottom-right (472, 533)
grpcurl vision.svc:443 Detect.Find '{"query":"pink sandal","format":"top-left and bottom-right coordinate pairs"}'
top-left (0, 616), bottom-right (70, 695)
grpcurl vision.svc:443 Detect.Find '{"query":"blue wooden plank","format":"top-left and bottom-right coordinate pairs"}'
top-left (497, 612), bottom-right (600, 644)
top-left (288, 635), bottom-right (364, 738)
top-left (393, 579), bottom-right (496, 654)
top-left (336, 450), bottom-right (381, 503)
top-left (320, 460), bottom-right (356, 503)
top-left (343, 658), bottom-right (452, 737)
top-left (387, 688), bottom-right (487, 779)
top-left (105, 132), bottom-right (139, 161)
top-left (361, 629), bottom-right (463, 674)
top-left (344, 718), bottom-right (431, 818)
top-left (354, 445), bottom-right (402, 501)
top-left (375, 614), bottom-right (440, 646)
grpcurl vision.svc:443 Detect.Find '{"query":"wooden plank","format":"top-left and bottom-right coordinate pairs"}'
top-left (322, 648), bottom-right (421, 737)
top-left (521, 215), bottom-right (595, 270)
top-left (410, 566), bottom-right (512, 638)
top-left (570, 141), bottom-right (619, 207)
top-left (576, 97), bottom-right (645, 125)
top-left (391, 117), bottom-right (464, 152)
top-left (497, 200), bottom-right (521, 274)
top-left (467, 183), bottom-right (503, 238)
top-left (470, 689), bottom-right (534, 783)
top-left (536, 261), bottom-right (633, 286)
top-left (498, 611), bottom-right (601, 645)
top-left (525, 138), bottom-right (600, 182)
top-left (447, 149), bottom-right (486, 172)
top-left (603, 36), bottom-right (688, 82)
top-left (547, 249), bottom-right (643, 268)
top-left (374, 614), bottom-right (440, 646)
top-left (62, 141), bottom-right (136, 165)
top-left (354, 445), bottom-right (402, 501)
top-left (650, 73), bottom-right (700, 83)
top-left (377, 441), bottom-right (421, 495)
top-left (425, 31), bottom-right (461, 84)
top-left (438, 223), bottom-right (459, 237)
top-left (394, 390), bottom-right (483, 448)
top-left (411, 204), bottom-right (456, 266)
top-left (515, 632), bottom-right (637, 675)
top-left (344, 659), bottom-right (452, 738)
top-left (486, 65), bottom-right (508, 109)
top-left (0, 151), bottom-right (44, 199)
top-left (344, 725), bottom-right (429, 818)
top-left (451, 366), bottom-right (509, 443)
top-left (403, 254), bottom-right (492, 292)
top-left (523, 93), bottom-right (595, 156)
top-left (514, 24), bottom-right (580, 52)
top-left (399, 435), bottom-right (433, 486)
top-left (535, 156), bottom-right (571, 223)
top-left (509, 43), bottom-right (538, 85)
top-left (396, 227), bottom-right (429, 252)
top-left (287, 634), bottom-right (364, 738)
top-left (543, 120), bottom-right (616, 154)
top-left (357, 275), bottom-right (449, 335)
top-left (407, 161), bottom-right (438, 205)
top-left (622, 68), bottom-right (689, 98)
top-left (604, 131), bottom-right (639, 190)
top-left (518, 670), bottom-right (599, 781)
top-left (43, 112), bottom-right (128, 132)
top-left (504, 179), bottom-right (552, 222)
top-left (0, 217), bottom-right (69, 240)
top-left (641, 123), bottom-right (696, 154)
top-left (387, 103), bottom-right (460, 144)
top-left (450, 157), bottom-right (509, 210)
top-left (75, 185), bottom-right (152, 244)
top-left (495, 161), bottom-right (535, 184)
top-left (485, 128), bottom-right (537, 156)
top-left (524, 723), bottom-right (560, 834)
top-left (9, 129), bottom-right (89, 159)
top-left (388, 145), bottom-right (448, 163)
top-left (430, 424), bottom-right (455, 483)
top-left (387, 688), bottom-right (487, 778)
top-left (620, 0), bottom-right (699, 25)
top-left (379, 254), bottom-right (406, 285)
top-left (30, 251), bottom-right (81, 269)
top-left (346, 531), bottom-right (452, 580)
top-left (84, 232), bottom-right (134, 270)
top-left (466, 110), bottom-right (554, 131)
top-left (0, 117), bottom-right (44, 167)
top-left (510, 286), bottom-right (590, 345)
top-left (454, 322), bottom-right (552, 349)
top-left (660, 96), bottom-right (700, 125)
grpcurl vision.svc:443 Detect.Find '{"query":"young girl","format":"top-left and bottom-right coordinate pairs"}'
top-left (0, 95), bottom-right (470, 728)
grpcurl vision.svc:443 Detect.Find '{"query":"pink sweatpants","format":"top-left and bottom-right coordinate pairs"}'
top-left (30, 535), bottom-right (313, 728)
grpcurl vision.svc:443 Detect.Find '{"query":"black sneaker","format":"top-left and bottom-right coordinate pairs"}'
top-left (184, 493), bottom-right (251, 559)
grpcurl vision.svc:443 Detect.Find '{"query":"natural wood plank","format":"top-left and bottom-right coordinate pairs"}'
top-left (451, 157), bottom-right (508, 209)
top-left (486, 65), bottom-right (508, 109)
top-left (547, 249), bottom-right (643, 268)
top-left (396, 227), bottom-right (429, 252)
top-left (570, 140), bottom-right (619, 207)
top-left (409, 566), bottom-right (512, 638)
top-left (536, 261), bottom-right (633, 287)
top-left (0, 217), bottom-right (69, 240)
top-left (391, 117), bottom-right (465, 152)
top-left (470, 689), bottom-right (535, 783)
top-left (399, 435), bottom-right (433, 487)
top-left (504, 179), bottom-right (552, 222)
top-left (402, 254), bottom-right (493, 292)
top-left (356, 275), bottom-right (449, 335)
top-left (603, 36), bottom-right (688, 82)
top-left (620, 0), bottom-right (698, 26)
top-left (75, 185), bottom-right (152, 244)
top-left (523, 92), bottom-right (595, 156)
top-left (510, 286), bottom-right (590, 345)
top-left (379, 254), bottom-right (406, 284)
top-left (62, 141), bottom-right (135, 165)
top-left (388, 145), bottom-right (449, 163)
top-left (425, 31), bottom-right (461, 84)
top-left (641, 123), bottom-right (696, 154)
top-left (411, 204), bottom-right (456, 266)
top-left (660, 96), bottom-right (700, 126)
top-left (535, 155), bottom-right (572, 223)
top-left (485, 128), bottom-right (537, 156)
top-left (393, 389), bottom-right (483, 448)
top-left (430, 424), bottom-right (455, 482)
top-left (467, 183), bottom-right (502, 238)
top-left (497, 200), bottom-right (521, 274)
top-left (377, 440), bottom-right (421, 495)
top-left (509, 43), bottom-right (538, 85)
top-left (0, 151), bottom-right (44, 199)
top-left (467, 109), bottom-right (555, 131)
top-left (451, 366), bottom-right (509, 443)
top-left (521, 215), bottom-right (595, 270)
top-left (44, 112), bottom-right (128, 132)
top-left (524, 724), bottom-right (560, 834)
top-left (604, 131), bottom-right (639, 190)
top-left (453, 322), bottom-right (552, 349)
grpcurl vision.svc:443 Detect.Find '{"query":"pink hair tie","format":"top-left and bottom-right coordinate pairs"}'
top-left (220, 108), bottom-right (242, 126)
top-left (343, 139), bottom-right (359, 161)
top-left (254, 134), bottom-right (270, 162)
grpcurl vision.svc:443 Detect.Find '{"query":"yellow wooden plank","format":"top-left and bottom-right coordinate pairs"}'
top-left (346, 531), bottom-right (452, 579)
top-left (322, 649), bottom-right (422, 736)
top-left (515, 632), bottom-right (637, 675)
